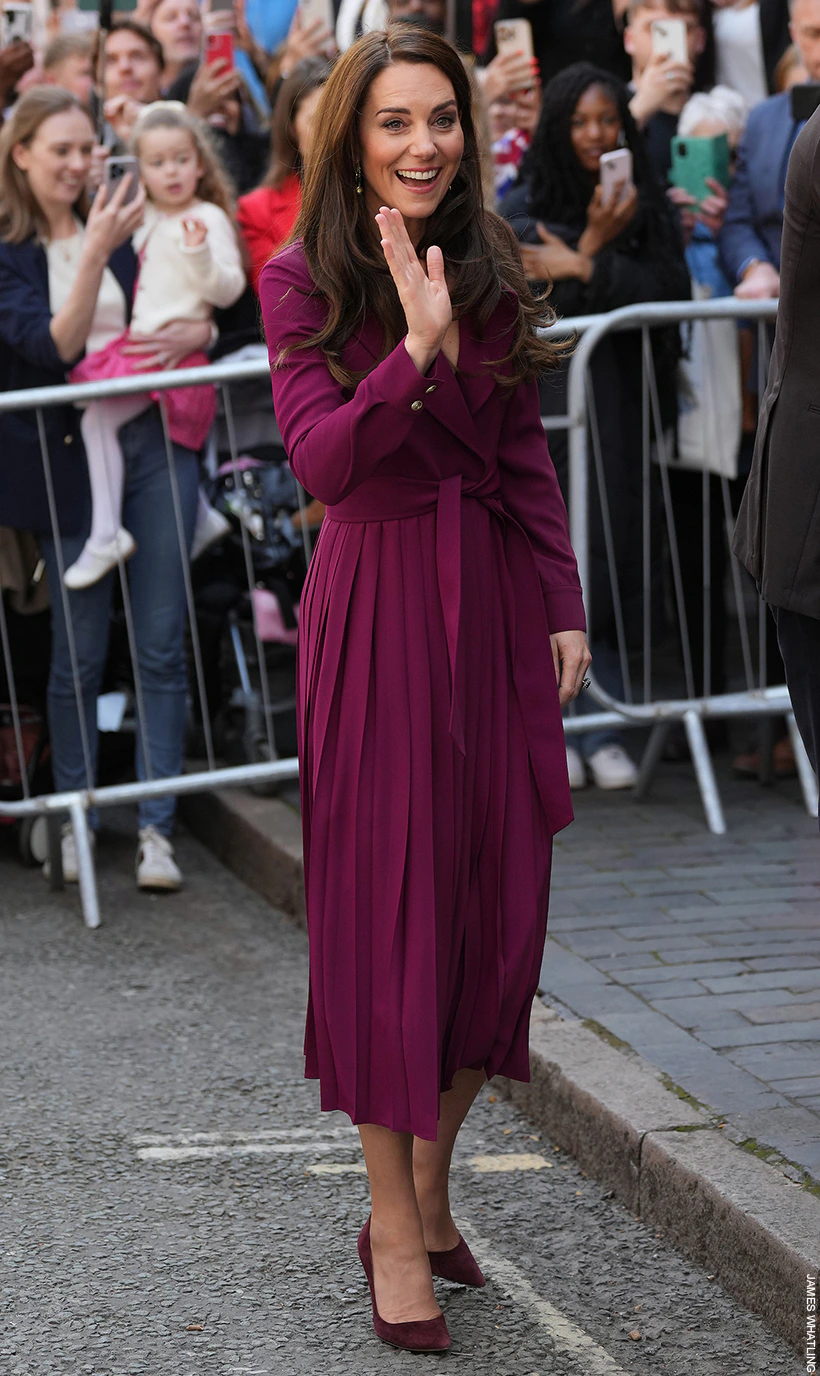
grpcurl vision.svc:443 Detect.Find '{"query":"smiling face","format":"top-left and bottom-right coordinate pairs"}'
top-left (569, 84), bottom-right (623, 175)
top-left (138, 125), bottom-right (203, 211)
top-left (12, 107), bottom-right (95, 223)
top-left (357, 62), bottom-right (464, 237)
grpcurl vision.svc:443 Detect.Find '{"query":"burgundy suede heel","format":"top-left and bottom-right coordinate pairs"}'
top-left (357, 1218), bottom-right (451, 1353)
top-left (428, 1235), bottom-right (486, 1288)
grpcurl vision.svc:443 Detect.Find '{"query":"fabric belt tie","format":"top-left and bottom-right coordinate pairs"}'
top-left (326, 475), bottom-right (559, 823)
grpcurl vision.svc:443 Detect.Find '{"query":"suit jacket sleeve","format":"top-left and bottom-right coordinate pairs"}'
top-left (259, 247), bottom-right (456, 504)
top-left (497, 376), bottom-right (587, 634)
top-left (0, 243), bottom-right (68, 375)
top-left (719, 107), bottom-right (776, 283)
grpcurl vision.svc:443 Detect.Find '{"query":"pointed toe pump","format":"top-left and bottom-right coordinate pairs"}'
top-left (428, 1235), bottom-right (486, 1288)
top-left (358, 1218), bottom-right (451, 1353)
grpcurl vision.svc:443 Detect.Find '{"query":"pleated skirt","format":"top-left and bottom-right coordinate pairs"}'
top-left (296, 500), bottom-right (553, 1141)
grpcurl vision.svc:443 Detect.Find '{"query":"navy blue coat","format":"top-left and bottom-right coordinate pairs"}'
top-left (0, 235), bottom-right (136, 535)
top-left (719, 91), bottom-right (801, 285)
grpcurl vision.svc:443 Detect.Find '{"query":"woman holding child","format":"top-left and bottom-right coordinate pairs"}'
top-left (0, 87), bottom-right (244, 890)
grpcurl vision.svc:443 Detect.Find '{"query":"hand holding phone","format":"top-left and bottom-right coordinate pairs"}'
top-left (103, 154), bottom-right (140, 206)
top-left (651, 16), bottom-right (688, 64)
top-left (298, 0), bottom-right (335, 42)
top-left (599, 147), bottom-right (633, 206)
top-left (205, 31), bottom-right (234, 67)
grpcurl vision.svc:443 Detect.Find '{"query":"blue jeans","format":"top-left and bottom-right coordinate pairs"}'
top-left (570, 638), bottom-right (628, 760)
top-left (40, 407), bottom-right (199, 836)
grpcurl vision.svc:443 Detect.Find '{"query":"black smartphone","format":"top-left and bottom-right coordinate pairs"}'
top-left (790, 83), bottom-right (820, 123)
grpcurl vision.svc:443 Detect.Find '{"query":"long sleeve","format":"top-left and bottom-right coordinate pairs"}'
top-left (259, 247), bottom-right (456, 504)
top-left (497, 376), bottom-right (586, 634)
top-left (179, 204), bottom-right (246, 310)
top-left (0, 243), bottom-right (66, 375)
top-left (719, 104), bottom-right (780, 283)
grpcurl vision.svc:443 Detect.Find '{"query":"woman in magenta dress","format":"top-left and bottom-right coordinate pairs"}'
top-left (260, 24), bottom-right (590, 1355)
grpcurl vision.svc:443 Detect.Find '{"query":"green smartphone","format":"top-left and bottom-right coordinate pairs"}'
top-left (669, 134), bottom-right (730, 204)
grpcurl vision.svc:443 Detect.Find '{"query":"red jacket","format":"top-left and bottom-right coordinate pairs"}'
top-left (237, 174), bottom-right (301, 293)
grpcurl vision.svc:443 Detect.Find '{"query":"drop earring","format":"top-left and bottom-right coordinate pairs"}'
top-left (355, 162), bottom-right (363, 195)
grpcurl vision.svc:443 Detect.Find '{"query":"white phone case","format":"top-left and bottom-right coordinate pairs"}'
top-left (599, 148), bottom-right (633, 206)
top-left (651, 17), bottom-right (688, 65)
top-left (299, 0), bottom-right (335, 35)
top-left (1, 3), bottom-right (33, 46)
top-left (494, 19), bottom-right (534, 62)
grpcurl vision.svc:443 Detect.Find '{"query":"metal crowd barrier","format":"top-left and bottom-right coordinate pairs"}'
top-left (557, 297), bottom-right (818, 835)
top-left (0, 356), bottom-right (300, 928)
top-left (0, 300), bottom-right (816, 929)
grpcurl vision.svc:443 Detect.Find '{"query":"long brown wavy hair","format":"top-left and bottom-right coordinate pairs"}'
top-left (288, 24), bottom-right (564, 389)
top-left (0, 87), bottom-right (92, 245)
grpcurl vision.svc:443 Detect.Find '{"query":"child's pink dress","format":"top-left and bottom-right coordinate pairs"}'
top-left (70, 200), bottom-right (246, 451)
top-left (71, 336), bottom-right (215, 452)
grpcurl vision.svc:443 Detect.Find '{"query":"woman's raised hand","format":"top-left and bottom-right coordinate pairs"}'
top-left (83, 174), bottom-right (146, 263)
top-left (376, 207), bottom-right (452, 375)
top-left (577, 181), bottom-right (638, 259)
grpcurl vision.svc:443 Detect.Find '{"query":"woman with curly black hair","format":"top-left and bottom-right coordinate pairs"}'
top-left (501, 62), bottom-right (690, 792)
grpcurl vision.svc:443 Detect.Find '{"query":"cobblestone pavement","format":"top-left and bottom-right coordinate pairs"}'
top-left (544, 758), bottom-right (820, 1185)
top-left (0, 815), bottom-right (804, 1375)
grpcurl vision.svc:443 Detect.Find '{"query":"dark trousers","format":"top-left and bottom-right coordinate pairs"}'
top-left (773, 605), bottom-right (820, 789)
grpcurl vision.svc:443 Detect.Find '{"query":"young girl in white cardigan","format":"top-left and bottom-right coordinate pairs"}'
top-left (65, 102), bottom-right (246, 589)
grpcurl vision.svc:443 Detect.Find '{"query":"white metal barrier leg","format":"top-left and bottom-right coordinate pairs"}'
top-left (786, 712), bottom-right (819, 819)
top-left (683, 710), bottom-right (726, 835)
top-left (69, 799), bottom-right (100, 930)
top-left (634, 722), bottom-right (670, 800)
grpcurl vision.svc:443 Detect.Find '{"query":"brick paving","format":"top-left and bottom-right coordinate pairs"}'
top-left (542, 757), bottom-right (820, 1184)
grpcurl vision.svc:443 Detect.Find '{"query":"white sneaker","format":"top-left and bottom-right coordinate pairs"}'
top-left (42, 821), bottom-right (95, 883)
top-left (190, 504), bottom-right (230, 561)
top-left (136, 826), bottom-right (182, 891)
top-left (64, 528), bottom-right (136, 589)
top-left (565, 744), bottom-right (587, 790)
top-left (587, 745), bottom-right (639, 791)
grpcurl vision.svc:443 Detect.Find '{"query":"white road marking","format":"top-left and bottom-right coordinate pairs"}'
top-left (470, 1153), bottom-right (553, 1173)
top-left (137, 1141), bottom-right (361, 1162)
top-left (460, 1222), bottom-right (629, 1376)
top-left (307, 1163), bottom-right (368, 1175)
top-left (133, 1127), bottom-right (357, 1146)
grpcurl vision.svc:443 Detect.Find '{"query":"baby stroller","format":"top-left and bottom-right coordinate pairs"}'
top-left (192, 448), bottom-right (311, 792)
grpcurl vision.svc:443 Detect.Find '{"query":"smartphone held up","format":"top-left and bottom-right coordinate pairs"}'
top-left (103, 155), bottom-right (140, 205)
top-left (1, 1), bottom-right (32, 47)
top-left (650, 16), bottom-right (688, 65)
top-left (599, 148), bottom-right (634, 206)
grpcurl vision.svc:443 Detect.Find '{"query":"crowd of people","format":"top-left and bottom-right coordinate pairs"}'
top-left (0, 0), bottom-right (808, 888)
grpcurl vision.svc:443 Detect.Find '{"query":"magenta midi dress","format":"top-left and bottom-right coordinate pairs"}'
top-left (260, 244), bottom-right (585, 1141)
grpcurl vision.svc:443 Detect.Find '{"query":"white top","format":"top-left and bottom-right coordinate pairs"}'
top-left (131, 200), bottom-right (246, 336)
top-left (46, 224), bottom-right (127, 355)
top-left (714, 2), bottom-right (768, 111)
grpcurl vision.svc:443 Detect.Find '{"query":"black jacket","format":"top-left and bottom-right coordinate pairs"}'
top-left (733, 107), bottom-right (820, 618)
top-left (500, 179), bottom-right (690, 642)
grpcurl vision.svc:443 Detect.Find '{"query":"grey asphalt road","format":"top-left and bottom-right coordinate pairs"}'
top-left (0, 812), bottom-right (804, 1376)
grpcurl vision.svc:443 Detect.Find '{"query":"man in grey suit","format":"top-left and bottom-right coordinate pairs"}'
top-left (733, 108), bottom-right (820, 791)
